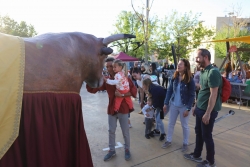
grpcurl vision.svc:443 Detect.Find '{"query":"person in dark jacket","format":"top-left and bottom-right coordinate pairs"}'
top-left (162, 59), bottom-right (195, 152)
top-left (142, 78), bottom-right (167, 141)
top-left (169, 63), bottom-right (175, 69)
top-left (161, 62), bottom-right (170, 88)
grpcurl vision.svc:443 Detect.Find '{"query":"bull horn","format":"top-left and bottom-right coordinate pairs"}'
top-left (103, 34), bottom-right (136, 45)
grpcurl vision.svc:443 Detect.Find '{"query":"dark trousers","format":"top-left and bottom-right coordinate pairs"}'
top-left (162, 77), bottom-right (168, 88)
top-left (195, 90), bottom-right (199, 100)
top-left (145, 118), bottom-right (154, 135)
top-left (193, 107), bottom-right (218, 164)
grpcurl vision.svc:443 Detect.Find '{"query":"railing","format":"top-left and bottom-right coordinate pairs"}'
top-left (230, 82), bottom-right (250, 109)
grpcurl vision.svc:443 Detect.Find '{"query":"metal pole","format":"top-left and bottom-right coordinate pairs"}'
top-left (144, 0), bottom-right (149, 64)
top-left (226, 41), bottom-right (231, 61)
top-left (171, 45), bottom-right (177, 69)
top-left (227, 16), bottom-right (230, 38)
top-left (227, 12), bottom-right (234, 38)
top-left (219, 52), bottom-right (230, 71)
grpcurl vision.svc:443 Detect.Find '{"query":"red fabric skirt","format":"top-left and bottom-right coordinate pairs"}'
top-left (0, 92), bottom-right (93, 167)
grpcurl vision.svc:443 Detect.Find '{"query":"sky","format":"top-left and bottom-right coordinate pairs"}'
top-left (0, 0), bottom-right (249, 38)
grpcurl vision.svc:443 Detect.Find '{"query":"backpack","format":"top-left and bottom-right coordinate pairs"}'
top-left (221, 76), bottom-right (231, 102)
top-left (209, 68), bottom-right (231, 103)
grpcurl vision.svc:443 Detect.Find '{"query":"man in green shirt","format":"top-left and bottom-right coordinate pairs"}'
top-left (184, 49), bottom-right (222, 167)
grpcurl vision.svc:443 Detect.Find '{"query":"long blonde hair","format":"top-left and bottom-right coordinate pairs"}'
top-left (142, 63), bottom-right (151, 74)
top-left (113, 59), bottom-right (128, 77)
top-left (142, 78), bottom-right (152, 93)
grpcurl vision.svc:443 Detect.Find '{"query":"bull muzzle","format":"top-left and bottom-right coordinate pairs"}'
top-left (101, 47), bottom-right (113, 55)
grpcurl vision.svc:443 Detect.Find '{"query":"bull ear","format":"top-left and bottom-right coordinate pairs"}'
top-left (101, 47), bottom-right (113, 55)
top-left (103, 34), bottom-right (136, 46)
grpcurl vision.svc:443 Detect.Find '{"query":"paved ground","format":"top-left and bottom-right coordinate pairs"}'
top-left (80, 85), bottom-right (250, 167)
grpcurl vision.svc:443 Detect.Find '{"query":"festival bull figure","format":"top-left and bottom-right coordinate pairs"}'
top-left (24, 32), bottom-right (135, 91)
top-left (0, 32), bottom-right (135, 167)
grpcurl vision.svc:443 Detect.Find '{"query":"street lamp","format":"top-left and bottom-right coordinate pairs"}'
top-left (227, 12), bottom-right (234, 38)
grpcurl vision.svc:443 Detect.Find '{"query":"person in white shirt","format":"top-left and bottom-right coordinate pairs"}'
top-left (106, 59), bottom-right (134, 113)
top-left (142, 96), bottom-right (155, 139)
top-left (131, 68), bottom-right (158, 108)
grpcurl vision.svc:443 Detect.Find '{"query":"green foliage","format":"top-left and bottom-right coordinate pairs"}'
top-left (111, 11), bottom-right (158, 59)
top-left (214, 26), bottom-right (250, 62)
top-left (111, 10), bottom-right (215, 61)
top-left (152, 16), bottom-right (171, 60)
top-left (214, 28), bottom-right (228, 59)
top-left (165, 11), bottom-right (214, 60)
top-left (0, 15), bottom-right (37, 37)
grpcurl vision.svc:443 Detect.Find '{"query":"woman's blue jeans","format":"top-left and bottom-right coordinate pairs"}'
top-left (155, 108), bottom-right (166, 134)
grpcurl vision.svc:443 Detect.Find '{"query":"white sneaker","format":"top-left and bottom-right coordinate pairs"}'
top-left (128, 124), bottom-right (132, 128)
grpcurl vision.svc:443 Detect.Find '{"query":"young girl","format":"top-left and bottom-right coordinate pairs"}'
top-left (106, 59), bottom-right (134, 113)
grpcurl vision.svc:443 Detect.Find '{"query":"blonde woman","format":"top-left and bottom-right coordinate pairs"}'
top-left (142, 78), bottom-right (167, 141)
top-left (141, 63), bottom-right (151, 74)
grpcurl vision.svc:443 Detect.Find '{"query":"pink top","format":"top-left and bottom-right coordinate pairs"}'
top-left (106, 71), bottom-right (129, 91)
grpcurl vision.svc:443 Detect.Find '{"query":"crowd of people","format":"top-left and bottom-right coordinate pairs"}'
top-left (222, 61), bottom-right (250, 83)
top-left (86, 48), bottom-right (226, 167)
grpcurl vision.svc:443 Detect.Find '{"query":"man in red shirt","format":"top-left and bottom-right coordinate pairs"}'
top-left (86, 57), bottom-right (137, 161)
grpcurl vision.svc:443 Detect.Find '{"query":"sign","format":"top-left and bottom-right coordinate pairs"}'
top-left (229, 45), bottom-right (237, 52)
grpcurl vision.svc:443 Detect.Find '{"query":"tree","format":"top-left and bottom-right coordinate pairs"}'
top-left (214, 6), bottom-right (250, 63)
top-left (214, 27), bottom-right (250, 63)
top-left (131, 0), bottom-right (156, 63)
top-left (151, 17), bottom-right (171, 60)
top-left (111, 11), bottom-right (158, 60)
top-left (0, 15), bottom-right (37, 37)
top-left (161, 11), bottom-right (214, 61)
top-left (111, 10), bottom-right (214, 62)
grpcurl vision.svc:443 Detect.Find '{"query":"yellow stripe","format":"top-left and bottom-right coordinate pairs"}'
top-left (0, 33), bottom-right (24, 159)
top-left (203, 35), bottom-right (250, 44)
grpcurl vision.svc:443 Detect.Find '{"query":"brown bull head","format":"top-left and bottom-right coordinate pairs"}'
top-left (23, 32), bottom-right (135, 92)
top-left (85, 34), bottom-right (136, 88)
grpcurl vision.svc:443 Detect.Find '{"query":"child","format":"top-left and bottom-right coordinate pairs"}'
top-left (106, 59), bottom-right (134, 113)
top-left (142, 96), bottom-right (155, 139)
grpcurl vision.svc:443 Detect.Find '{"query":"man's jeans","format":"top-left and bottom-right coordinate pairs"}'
top-left (193, 107), bottom-right (218, 164)
top-left (108, 113), bottom-right (130, 151)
